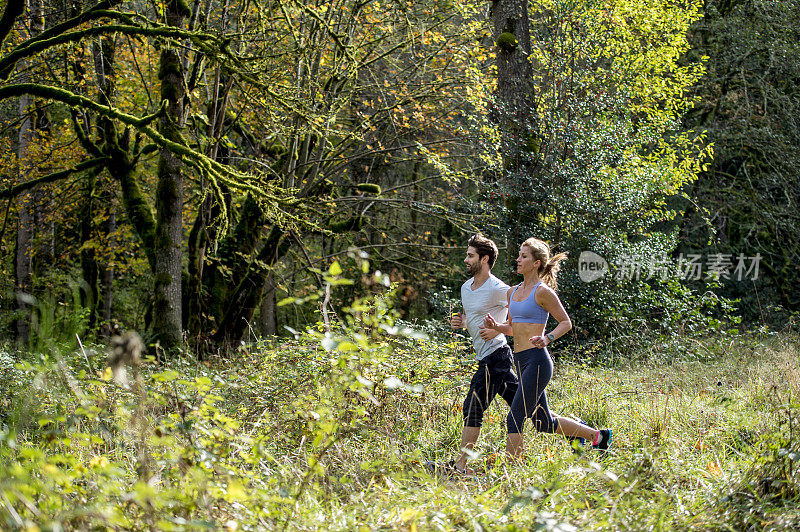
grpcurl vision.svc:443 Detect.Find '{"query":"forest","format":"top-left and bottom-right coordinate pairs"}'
top-left (0, 0), bottom-right (798, 529)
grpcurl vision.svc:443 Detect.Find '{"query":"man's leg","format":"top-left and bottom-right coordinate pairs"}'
top-left (495, 350), bottom-right (520, 459)
top-left (497, 349), bottom-right (519, 408)
top-left (456, 360), bottom-right (497, 471)
top-left (461, 349), bottom-right (513, 465)
top-left (454, 426), bottom-right (480, 471)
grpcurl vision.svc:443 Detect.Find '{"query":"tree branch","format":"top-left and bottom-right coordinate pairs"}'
top-left (0, 83), bottom-right (166, 127)
top-left (1, 23), bottom-right (228, 80)
top-left (70, 111), bottom-right (104, 158)
top-left (0, 156), bottom-right (110, 200)
top-left (0, 83), bottom-right (308, 231)
top-left (118, 163), bottom-right (157, 271)
top-left (0, 0), bottom-right (24, 49)
top-left (0, 1), bottom-right (129, 79)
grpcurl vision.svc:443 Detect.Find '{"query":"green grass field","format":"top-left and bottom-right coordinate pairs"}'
top-left (1, 328), bottom-right (798, 530)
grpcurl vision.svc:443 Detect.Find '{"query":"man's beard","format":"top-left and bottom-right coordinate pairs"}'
top-left (466, 262), bottom-right (478, 275)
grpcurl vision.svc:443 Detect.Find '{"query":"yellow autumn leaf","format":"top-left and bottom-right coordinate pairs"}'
top-left (89, 456), bottom-right (110, 468)
top-left (400, 508), bottom-right (420, 521)
top-left (227, 480), bottom-right (246, 500)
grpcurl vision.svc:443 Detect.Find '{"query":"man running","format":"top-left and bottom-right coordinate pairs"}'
top-left (427, 234), bottom-right (518, 475)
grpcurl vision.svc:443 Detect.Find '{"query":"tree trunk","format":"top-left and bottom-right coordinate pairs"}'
top-left (491, 0), bottom-right (534, 170)
top-left (99, 191), bottom-right (116, 331)
top-left (258, 272), bottom-right (277, 336)
top-left (30, 3), bottom-right (52, 274)
top-left (152, 0), bottom-right (189, 349)
top-left (94, 36), bottom-right (116, 332)
top-left (212, 226), bottom-right (289, 345)
top-left (186, 72), bottom-right (233, 338)
top-left (78, 35), bottom-right (118, 330)
top-left (32, 175), bottom-right (54, 276)
top-left (186, 195), bottom-right (211, 336)
top-left (14, 0), bottom-right (45, 347)
top-left (14, 156), bottom-right (33, 346)
top-left (80, 168), bottom-right (99, 325)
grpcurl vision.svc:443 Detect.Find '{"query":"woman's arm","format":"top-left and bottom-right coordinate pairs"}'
top-left (530, 286), bottom-right (572, 347)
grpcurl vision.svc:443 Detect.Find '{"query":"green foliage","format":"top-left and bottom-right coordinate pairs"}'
top-left (1, 269), bottom-right (799, 529)
top-left (680, 0), bottom-right (800, 322)
top-left (24, 276), bottom-right (90, 354)
top-left (0, 267), bottom-right (434, 528)
top-left (476, 0), bottom-right (727, 348)
top-left (719, 398), bottom-right (800, 530)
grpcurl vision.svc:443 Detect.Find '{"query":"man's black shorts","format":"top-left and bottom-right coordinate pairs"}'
top-left (463, 345), bottom-right (519, 427)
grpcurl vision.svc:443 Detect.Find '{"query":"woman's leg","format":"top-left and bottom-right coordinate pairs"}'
top-left (506, 349), bottom-right (555, 459)
top-left (555, 416), bottom-right (600, 442)
top-left (530, 387), bottom-right (558, 434)
top-left (506, 432), bottom-right (524, 459)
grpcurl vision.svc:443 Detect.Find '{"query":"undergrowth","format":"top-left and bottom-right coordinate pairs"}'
top-left (1, 272), bottom-right (799, 530)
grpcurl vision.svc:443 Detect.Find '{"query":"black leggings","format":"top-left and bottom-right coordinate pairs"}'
top-left (506, 347), bottom-right (558, 434)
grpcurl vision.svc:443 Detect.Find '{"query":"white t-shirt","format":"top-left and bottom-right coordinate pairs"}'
top-left (460, 274), bottom-right (510, 360)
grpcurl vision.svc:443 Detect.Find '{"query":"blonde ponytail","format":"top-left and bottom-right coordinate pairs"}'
top-left (541, 252), bottom-right (568, 291)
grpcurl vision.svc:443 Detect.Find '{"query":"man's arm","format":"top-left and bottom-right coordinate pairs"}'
top-left (450, 311), bottom-right (466, 329)
top-left (484, 314), bottom-right (513, 336)
top-left (482, 285), bottom-right (514, 335)
top-left (479, 325), bottom-right (502, 340)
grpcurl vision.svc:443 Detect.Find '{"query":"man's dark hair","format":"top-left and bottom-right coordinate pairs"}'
top-left (468, 234), bottom-right (498, 268)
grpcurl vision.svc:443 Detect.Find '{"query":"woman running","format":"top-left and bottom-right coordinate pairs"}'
top-left (483, 237), bottom-right (612, 459)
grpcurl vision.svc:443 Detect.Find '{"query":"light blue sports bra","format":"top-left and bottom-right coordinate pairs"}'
top-left (508, 282), bottom-right (549, 324)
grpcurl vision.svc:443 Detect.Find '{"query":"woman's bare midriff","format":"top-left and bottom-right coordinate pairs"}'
top-left (512, 322), bottom-right (546, 352)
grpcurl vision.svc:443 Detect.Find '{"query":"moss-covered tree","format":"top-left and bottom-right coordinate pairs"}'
top-left (491, 0), bottom-right (534, 172)
top-left (151, 0), bottom-right (189, 348)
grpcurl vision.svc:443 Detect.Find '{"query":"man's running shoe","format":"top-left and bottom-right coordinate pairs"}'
top-left (424, 460), bottom-right (473, 477)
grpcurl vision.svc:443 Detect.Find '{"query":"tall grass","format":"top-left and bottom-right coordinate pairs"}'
top-left (1, 325), bottom-right (798, 530)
